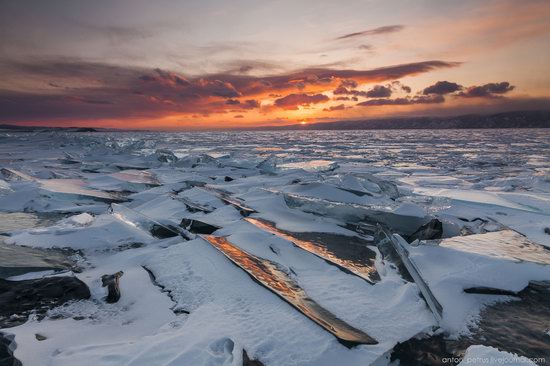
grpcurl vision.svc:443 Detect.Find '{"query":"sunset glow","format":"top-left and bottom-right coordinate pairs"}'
top-left (1, 0), bottom-right (549, 129)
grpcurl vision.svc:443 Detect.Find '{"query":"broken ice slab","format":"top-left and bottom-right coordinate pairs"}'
top-left (245, 217), bottom-right (380, 284)
top-left (109, 203), bottom-right (187, 239)
top-left (408, 218), bottom-right (443, 242)
top-left (278, 160), bottom-right (338, 172)
top-left (378, 226), bottom-right (443, 324)
top-left (280, 190), bottom-right (430, 236)
top-left (0, 275), bottom-right (90, 328)
top-left (169, 194), bottom-right (214, 213)
top-left (391, 281), bottom-right (550, 363)
top-left (180, 218), bottom-right (221, 235)
top-left (425, 230), bottom-right (550, 265)
top-left (0, 332), bottom-right (20, 366)
top-left (0, 212), bottom-right (65, 235)
top-left (39, 178), bottom-right (126, 202)
top-left (0, 241), bottom-right (76, 279)
top-left (0, 168), bottom-right (34, 182)
top-left (200, 186), bottom-right (257, 216)
top-left (108, 170), bottom-right (161, 186)
top-left (202, 235), bottom-right (378, 346)
top-left (1, 168), bottom-right (125, 203)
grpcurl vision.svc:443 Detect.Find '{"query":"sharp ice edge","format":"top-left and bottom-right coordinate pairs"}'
top-left (0, 130), bottom-right (549, 365)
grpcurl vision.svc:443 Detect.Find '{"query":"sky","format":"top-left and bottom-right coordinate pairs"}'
top-left (1, 0), bottom-right (550, 129)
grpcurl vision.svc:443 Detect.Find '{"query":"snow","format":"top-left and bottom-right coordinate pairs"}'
top-left (1, 129), bottom-right (549, 365)
top-left (406, 237), bottom-right (550, 334)
top-left (458, 345), bottom-right (537, 365)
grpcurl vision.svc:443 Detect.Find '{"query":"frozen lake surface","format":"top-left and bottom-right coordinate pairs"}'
top-left (0, 129), bottom-right (549, 365)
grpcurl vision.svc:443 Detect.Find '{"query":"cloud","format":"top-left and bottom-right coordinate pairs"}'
top-left (358, 44), bottom-right (374, 52)
top-left (336, 25), bottom-right (404, 40)
top-left (67, 96), bottom-right (113, 105)
top-left (333, 80), bottom-right (410, 99)
top-left (357, 94), bottom-right (445, 106)
top-left (366, 85), bottom-right (393, 98)
top-left (457, 82), bottom-right (515, 98)
top-left (323, 104), bottom-right (347, 112)
top-left (0, 58), bottom-right (459, 123)
top-left (423, 81), bottom-right (463, 95)
top-left (334, 96), bottom-right (358, 102)
top-left (274, 93), bottom-right (329, 110)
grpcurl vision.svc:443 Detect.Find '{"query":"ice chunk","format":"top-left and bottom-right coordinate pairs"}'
top-left (429, 230), bottom-right (550, 265)
top-left (245, 217), bottom-right (379, 284)
top-left (279, 160), bottom-right (338, 172)
top-left (0, 241), bottom-right (76, 279)
top-left (202, 235), bottom-right (378, 346)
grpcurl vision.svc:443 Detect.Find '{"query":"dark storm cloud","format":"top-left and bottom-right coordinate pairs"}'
top-left (357, 94), bottom-right (445, 106)
top-left (423, 81), bottom-right (463, 95)
top-left (457, 82), bottom-right (515, 98)
top-left (336, 25), bottom-right (404, 40)
top-left (274, 93), bottom-right (329, 110)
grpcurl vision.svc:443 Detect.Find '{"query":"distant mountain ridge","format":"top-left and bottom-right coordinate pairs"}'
top-left (255, 110), bottom-right (550, 130)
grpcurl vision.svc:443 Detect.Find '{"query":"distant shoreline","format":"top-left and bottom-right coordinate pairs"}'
top-left (1, 110), bottom-right (549, 132)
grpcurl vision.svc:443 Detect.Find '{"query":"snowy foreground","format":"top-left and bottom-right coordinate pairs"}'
top-left (0, 130), bottom-right (549, 366)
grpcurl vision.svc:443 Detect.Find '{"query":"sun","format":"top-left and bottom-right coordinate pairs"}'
top-left (300, 121), bottom-right (307, 125)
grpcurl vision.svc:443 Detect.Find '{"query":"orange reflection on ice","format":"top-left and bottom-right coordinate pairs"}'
top-left (245, 218), bottom-right (379, 284)
top-left (203, 235), bottom-right (378, 346)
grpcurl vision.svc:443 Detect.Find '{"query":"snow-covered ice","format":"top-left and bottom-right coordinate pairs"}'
top-left (0, 129), bottom-right (549, 365)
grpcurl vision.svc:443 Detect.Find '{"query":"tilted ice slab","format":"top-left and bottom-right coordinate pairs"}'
top-left (7, 238), bottom-right (181, 366)
top-left (5, 213), bottom-right (155, 250)
top-left (202, 235), bottom-right (378, 346)
top-left (405, 235), bottom-right (550, 335)
top-left (427, 230), bottom-right (550, 265)
top-left (1, 168), bottom-right (124, 203)
top-left (139, 238), bottom-right (434, 366)
top-left (413, 187), bottom-right (545, 214)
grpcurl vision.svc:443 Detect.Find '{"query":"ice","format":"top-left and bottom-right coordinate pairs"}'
top-left (1, 129), bottom-right (549, 365)
top-left (406, 237), bottom-right (550, 334)
top-left (202, 235), bottom-right (378, 346)
top-left (5, 213), bottom-right (155, 250)
top-left (431, 230), bottom-right (550, 265)
top-left (279, 160), bottom-right (338, 172)
top-left (67, 213), bottom-right (95, 227)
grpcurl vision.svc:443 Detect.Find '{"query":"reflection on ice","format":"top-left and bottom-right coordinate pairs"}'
top-left (245, 217), bottom-right (380, 284)
top-left (0, 212), bottom-right (64, 234)
top-left (428, 230), bottom-right (550, 265)
top-left (109, 170), bottom-right (160, 186)
top-left (279, 160), bottom-right (338, 172)
top-left (203, 235), bottom-right (378, 346)
top-left (39, 178), bottom-right (125, 202)
top-left (1, 129), bottom-right (550, 364)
